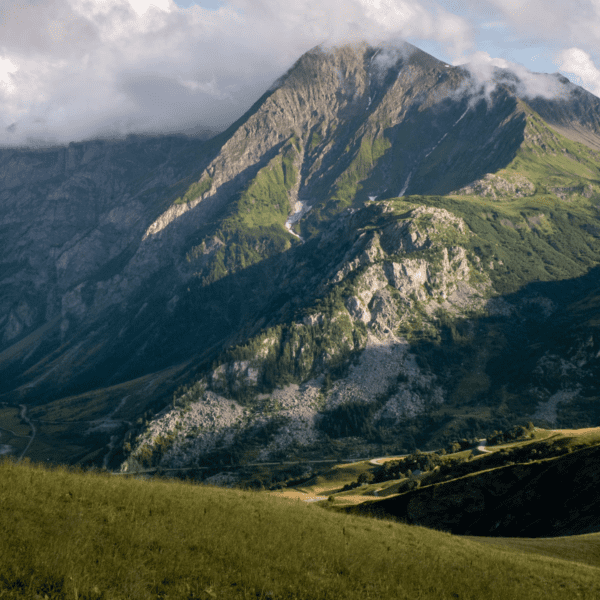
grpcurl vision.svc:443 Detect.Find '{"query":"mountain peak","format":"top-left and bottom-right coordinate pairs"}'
top-left (274, 39), bottom-right (448, 96)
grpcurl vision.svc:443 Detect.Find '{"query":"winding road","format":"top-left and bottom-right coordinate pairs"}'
top-left (476, 439), bottom-right (491, 454)
top-left (18, 404), bottom-right (36, 460)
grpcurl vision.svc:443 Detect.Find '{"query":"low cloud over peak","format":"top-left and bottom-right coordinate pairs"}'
top-left (459, 51), bottom-right (574, 103)
top-left (0, 0), bottom-right (598, 147)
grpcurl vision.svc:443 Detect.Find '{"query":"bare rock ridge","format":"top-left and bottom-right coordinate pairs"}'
top-left (1, 41), bottom-right (600, 469)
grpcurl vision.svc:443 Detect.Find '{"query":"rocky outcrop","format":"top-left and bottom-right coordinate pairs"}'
top-left (122, 200), bottom-right (488, 471)
top-left (455, 172), bottom-right (536, 199)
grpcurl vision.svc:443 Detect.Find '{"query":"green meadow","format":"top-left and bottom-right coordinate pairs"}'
top-left (1, 456), bottom-right (599, 600)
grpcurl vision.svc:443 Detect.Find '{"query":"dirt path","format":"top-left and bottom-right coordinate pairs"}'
top-left (476, 439), bottom-right (491, 454)
top-left (369, 454), bottom-right (408, 465)
top-left (18, 404), bottom-right (36, 460)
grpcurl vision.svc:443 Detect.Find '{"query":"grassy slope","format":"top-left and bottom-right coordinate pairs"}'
top-left (477, 533), bottom-right (600, 570)
top-left (405, 112), bottom-right (600, 295)
top-left (187, 140), bottom-right (299, 284)
top-left (173, 176), bottom-right (213, 205)
top-left (337, 429), bottom-right (600, 537)
top-left (1, 458), bottom-right (599, 600)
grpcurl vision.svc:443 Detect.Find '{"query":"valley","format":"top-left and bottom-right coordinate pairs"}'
top-left (1, 41), bottom-right (600, 518)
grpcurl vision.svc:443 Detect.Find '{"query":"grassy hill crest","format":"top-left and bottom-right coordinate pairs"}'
top-left (1, 447), bottom-right (600, 599)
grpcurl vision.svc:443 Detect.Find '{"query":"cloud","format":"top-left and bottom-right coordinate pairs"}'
top-left (556, 47), bottom-right (600, 97)
top-left (453, 0), bottom-right (600, 96)
top-left (0, 0), bottom-right (474, 146)
top-left (128, 0), bottom-right (171, 15)
top-left (459, 50), bottom-right (572, 103)
top-left (359, 0), bottom-right (473, 56)
top-left (480, 0), bottom-right (600, 49)
top-left (0, 56), bottom-right (17, 92)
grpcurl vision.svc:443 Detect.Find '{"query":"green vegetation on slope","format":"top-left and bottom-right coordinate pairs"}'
top-left (339, 427), bottom-right (600, 537)
top-left (220, 291), bottom-right (362, 398)
top-left (173, 176), bottom-right (213, 205)
top-left (511, 103), bottom-right (600, 186)
top-left (188, 140), bottom-right (300, 284)
top-left (402, 191), bottom-right (600, 295)
top-left (227, 143), bottom-right (299, 231)
top-left (1, 457), bottom-right (599, 599)
top-left (301, 133), bottom-right (392, 237)
top-left (331, 136), bottom-right (392, 209)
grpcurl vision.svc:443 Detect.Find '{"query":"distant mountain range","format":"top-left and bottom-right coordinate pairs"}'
top-left (1, 41), bottom-right (600, 476)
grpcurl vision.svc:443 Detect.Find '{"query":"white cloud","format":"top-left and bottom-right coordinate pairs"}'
top-left (127, 0), bottom-right (172, 15)
top-left (454, 0), bottom-right (600, 96)
top-left (0, 0), bottom-right (475, 146)
top-left (4, 0), bottom-right (598, 146)
top-left (556, 47), bottom-right (600, 97)
top-left (359, 0), bottom-right (473, 56)
top-left (458, 50), bottom-right (571, 102)
top-left (0, 56), bottom-right (18, 92)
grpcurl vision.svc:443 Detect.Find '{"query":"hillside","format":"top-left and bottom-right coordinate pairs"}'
top-left (122, 182), bottom-right (600, 476)
top-left (0, 456), bottom-right (599, 599)
top-left (330, 427), bottom-right (600, 537)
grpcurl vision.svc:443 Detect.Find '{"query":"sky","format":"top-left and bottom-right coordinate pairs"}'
top-left (1, 0), bottom-right (600, 146)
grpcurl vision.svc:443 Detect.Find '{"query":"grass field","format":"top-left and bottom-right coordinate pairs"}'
top-left (1, 455), bottom-right (599, 600)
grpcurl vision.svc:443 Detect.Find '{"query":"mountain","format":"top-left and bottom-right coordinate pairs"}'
top-left (1, 41), bottom-right (600, 473)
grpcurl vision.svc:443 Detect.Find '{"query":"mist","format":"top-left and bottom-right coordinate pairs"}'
top-left (0, 0), bottom-right (475, 146)
top-left (459, 52), bottom-right (575, 106)
top-left (0, 0), bottom-right (598, 147)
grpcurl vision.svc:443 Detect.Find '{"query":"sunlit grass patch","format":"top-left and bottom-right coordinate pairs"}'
top-left (1, 458), bottom-right (599, 599)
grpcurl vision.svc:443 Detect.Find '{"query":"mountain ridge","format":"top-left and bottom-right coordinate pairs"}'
top-left (1, 40), bottom-right (600, 472)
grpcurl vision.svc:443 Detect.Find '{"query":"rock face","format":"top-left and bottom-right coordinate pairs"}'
top-left (3, 41), bottom-right (600, 470)
top-left (1, 137), bottom-right (178, 336)
top-left (123, 200), bottom-right (483, 471)
top-left (0, 135), bottom-right (215, 396)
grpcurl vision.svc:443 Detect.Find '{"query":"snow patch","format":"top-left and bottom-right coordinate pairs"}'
top-left (285, 200), bottom-right (312, 241)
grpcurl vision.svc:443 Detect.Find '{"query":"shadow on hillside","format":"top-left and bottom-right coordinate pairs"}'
top-left (403, 264), bottom-right (600, 435)
top-left (343, 442), bottom-right (600, 538)
top-left (346, 89), bottom-right (527, 204)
